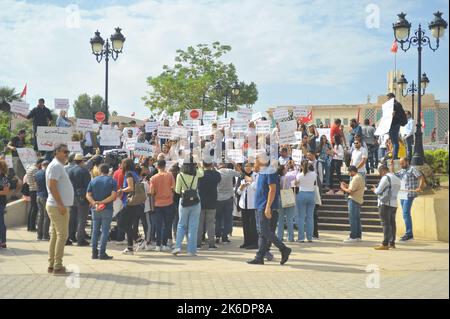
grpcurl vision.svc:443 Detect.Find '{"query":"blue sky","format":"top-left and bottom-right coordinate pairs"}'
top-left (1, 0), bottom-right (448, 119)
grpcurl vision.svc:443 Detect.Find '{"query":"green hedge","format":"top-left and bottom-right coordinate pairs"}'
top-left (424, 149), bottom-right (449, 175)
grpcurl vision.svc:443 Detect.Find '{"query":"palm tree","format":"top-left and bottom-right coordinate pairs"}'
top-left (112, 110), bottom-right (118, 117)
top-left (0, 86), bottom-right (21, 112)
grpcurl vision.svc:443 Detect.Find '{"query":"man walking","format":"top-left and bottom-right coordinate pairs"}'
top-left (36, 160), bottom-right (50, 241)
top-left (46, 144), bottom-right (74, 276)
top-left (390, 157), bottom-right (425, 241)
top-left (86, 163), bottom-right (117, 260)
top-left (247, 153), bottom-right (291, 265)
top-left (340, 165), bottom-right (365, 243)
top-left (67, 153), bottom-right (91, 246)
top-left (372, 164), bottom-right (401, 250)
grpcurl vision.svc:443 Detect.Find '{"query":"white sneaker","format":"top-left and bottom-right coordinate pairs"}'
top-left (172, 248), bottom-right (181, 255)
top-left (161, 245), bottom-right (171, 252)
top-left (135, 240), bottom-right (146, 251)
top-left (122, 248), bottom-right (134, 255)
top-left (167, 239), bottom-right (173, 246)
top-left (153, 246), bottom-right (162, 252)
top-left (145, 243), bottom-right (156, 251)
top-left (187, 252), bottom-right (197, 257)
top-left (343, 237), bottom-right (359, 243)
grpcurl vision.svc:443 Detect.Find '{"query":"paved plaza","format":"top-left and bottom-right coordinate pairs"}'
top-left (0, 227), bottom-right (448, 299)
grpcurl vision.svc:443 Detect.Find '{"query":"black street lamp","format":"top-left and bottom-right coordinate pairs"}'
top-left (393, 11), bottom-right (447, 166)
top-left (397, 73), bottom-right (430, 120)
top-left (215, 80), bottom-right (240, 118)
top-left (90, 27), bottom-right (126, 123)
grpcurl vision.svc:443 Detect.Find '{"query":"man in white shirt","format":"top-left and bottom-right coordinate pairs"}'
top-left (122, 120), bottom-right (141, 139)
top-left (350, 139), bottom-right (368, 179)
top-left (372, 164), bottom-right (401, 250)
top-left (401, 111), bottom-right (415, 161)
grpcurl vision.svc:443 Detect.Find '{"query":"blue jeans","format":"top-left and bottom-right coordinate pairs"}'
top-left (389, 124), bottom-right (401, 160)
top-left (91, 208), bottom-right (113, 256)
top-left (348, 199), bottom-right (362, 239)
top-left (215, 198), bottom-right (234, 239)
top-left (0, 205), bottom-right (6, 244)
top-left (296, 191), bottom-right (315, 241)
top-left (365, 144), bottom-right (376, 173)
top-left (255, 210), bottom-right (287, 261)
top-left (154, 204), bottom-right (175, 246)
top-left (401, 198), bottom-right (415, 237)
top-left (277, 205), bottom-right (296, 241)
top-left (175, 202), bottom-right (201, 254)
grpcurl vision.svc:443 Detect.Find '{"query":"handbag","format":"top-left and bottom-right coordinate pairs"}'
top-left (126, 175), bottom-right (147, 206)
top-left (280, 175), bottom-right (296, 208)
top-left (180, 172), bottom-right (200, 207)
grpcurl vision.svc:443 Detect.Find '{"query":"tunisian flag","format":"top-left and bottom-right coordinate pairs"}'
top-left (299, 111), bottom-right (313, 124)
top-left (390, 40), bottom-right (398, 53)
top-left (20, 83), bottom-right (27, 98)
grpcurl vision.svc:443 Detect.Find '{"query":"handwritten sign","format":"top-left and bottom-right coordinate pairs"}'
top-left (317, 128), bottom-right (331, 141)
top-left (67, 141), bottom-right (82, 153)
top-left (171, 127), bottom-right (188, 139)
top-left (172, 112), bottom-right (181, 123)
top-left (10, 101), bottom-right (29, 116)
top-left (237, 108), bottom-right (253, 121)
top-left (293, 106), bottom-right (308, 118)
top-left (292, 149), bottom-right (303, 164)
top-left (76, 119), bottom-right (93, 132)
top-left (54, 98), bottom-right (70, 110)
top-left (124, 137), bottom-right (138, 151)
top-left (232, 119), bottom-right (248, 134)
top-left (294, 131), bottom-right (304, 142)
top-left (203, 111), bottom-right (217, 123)
top-left (273, 107), bottom-right (289, 120)
top-left (157, 126), bottom-right (173, 139)
top-left (99, 129), bottom-right (121, 146)
top-left (279, 120), bottom-right (297, 133)
top-left (226, 149), bottom-right (245, 163)
top-left (278, 130), bottom-right (296, 145)
top-left (145, 121), bottom-right (159, 133)
top-left (198, 125), bottom-right (213, 137)
top-left (256, 120), bottom-right (271, 134)
top-left (133, 143), bottom-right (153, 157)
top-left (16, 148), bottom-right (37, 170)
top-left (184, 120), bottom-right (200, 131)
top-left (252, 112), bottom-right (263, 121)
top-left (36, 126), bottom-right (73, 151)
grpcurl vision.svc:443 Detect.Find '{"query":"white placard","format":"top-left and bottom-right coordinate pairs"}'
top-left (278, 130), bottom-right (296, 145)
top-left (255, 120), bottom-right (271, 134)
top-left (203, 111), bottom-right (218, 123)
top-left (184, 120), bottom-right (200, 131)
top-left (171, 126), bottom-right (189, 139)
top-left (5, 155), bottom-right (13, 169)
top-left (217, 118), bottom-right (230, 129)
top-left (145, 121), bottom-right (159, 133)
top-left (76, 119), bottom-right (93, 132)
top-left (133, 143), bottom-right (153, 157)
top-left (279, 120), bottom-right (297, 133)
top-left (232, 119), bottom-right (248, 134)
top-left (92, 123), bottom-right (100, 131)
top-left (157, 126), bottom-right (173, 139)
top-left (252, 112), bottom-right (263, 121)
top-left (293, 106), bottom-right (308, 118)
top-left (273, 107), bottom-right (289, 120)
top-left (101, 124), bottom-right (111, 130)
top-left (317, 128), bottom-right (331, 141)
top-left (172, 112), bottom-right (181, 123)
top-left (124, 137), bottom-right (138, 151)
top-left (198, 125), bottom-right (213, 137)
top-left (16, 148), bottom-right (37, 170)
top-left (10, 101), bottom-right (29, 116)
top-left (226, 149), bottom-right (245, 163)
top-left (292, 149), bottom-right (303, 165)
top-left (99, 129), bottom-right (121, 146)
top-left (36, 126), bottom-right (73, 151)
top-left (67, 141), bottom-right (82, 153)
top-left (375, 98), bottom-right (395, 136)
top-left (54, 98), bottom-right (70, 110)
top-left (237, 108), bottom-right (253, 121)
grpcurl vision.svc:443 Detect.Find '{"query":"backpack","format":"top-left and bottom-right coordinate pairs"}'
top-left (126, 175), bottom-right (147, 206)
top-left (396, 101), bottom-right (408, 126)
top-left (180, 172), bottom-right (200, 207)
top-left (379, 175), bottom-right (392, 206)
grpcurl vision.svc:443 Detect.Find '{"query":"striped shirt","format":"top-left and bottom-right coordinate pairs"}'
top-left (26, 164), bottom-right (39, 192)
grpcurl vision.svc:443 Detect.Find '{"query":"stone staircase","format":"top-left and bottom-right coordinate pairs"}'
top-left (318, 174), bottom-right (383, 233)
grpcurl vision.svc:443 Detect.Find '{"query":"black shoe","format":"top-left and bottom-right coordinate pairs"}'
top-left (215, 238), bottom-right (220, 244)
top-left (70, 237), bottom-right (77, 243)
top-left (43, 236), bottom-right (50, 241)
top-left (280, 247), bottom-right (292, 265)
top-left (245, 245), bottom-right (259, 250)
top-left (92, 253), bottom-right (99, 260)
top-left (65, 239), bottom-right (73, 246)
top-left (222, 237), bottom-right (231, 244)
top-left (400, 235), bottom-right (414, 242)
top-left (247, 259), bottom-right (264, 265)
top-left (37, 237), bottom-right (43, 241)
top-left (208, 245), bottom-right (218, 250)
top-left (239, 244), bottom-right (247, 249)
top-left (197, 245), bottom-right (202, 249)
top-left (77, 241), bottom-right (90, 247)
top-left (99, 254), bottom-right (113, 260)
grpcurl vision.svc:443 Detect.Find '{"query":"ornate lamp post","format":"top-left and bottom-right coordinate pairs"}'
top-left (392, 11), bottom-right (447, 165)
top-left (215, 80), bottom-right (240, 118)
top-left (397, 73), bottom-right (430, 120)
top-left (90, 27), bottom-right (126, 123)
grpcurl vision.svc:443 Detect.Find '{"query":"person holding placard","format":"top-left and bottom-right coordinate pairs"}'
top-left (7, 129), bottom-right (27, 179)
top-left (26, 98), bottom-right (53, 150)
top-left (56, 110), bottom-right (72, 128)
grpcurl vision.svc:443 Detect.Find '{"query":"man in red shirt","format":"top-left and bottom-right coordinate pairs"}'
top-left (113, 159), bottom-right (126, 190)
top-left (330, 119), bottom-right (347, 147)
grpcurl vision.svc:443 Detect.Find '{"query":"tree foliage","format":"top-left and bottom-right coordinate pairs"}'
top-left (142, 42), bottom-right (258, 116)
top-left (73, 93), bottom-right (108, 120)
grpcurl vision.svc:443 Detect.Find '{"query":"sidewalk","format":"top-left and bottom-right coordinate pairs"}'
top-left (0, 227), bottom-right (448, 299)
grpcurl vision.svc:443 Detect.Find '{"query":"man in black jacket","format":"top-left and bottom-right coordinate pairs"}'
top-left (387, 93), bottom-right (407, 160)
top-left (26, 98), bottom-right (53, 150)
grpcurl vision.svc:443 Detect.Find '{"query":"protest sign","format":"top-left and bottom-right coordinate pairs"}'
top-left (252, 112), bottom-right (263, 121)
top-left (99, 129), bottom-right (121, 146)
top-left (171, 126), bottom-right (188, 139)
top-left (67, 141), bottom-right (82, 153)
top-left (92, 123), bottom-right (100, 131)
top-left (76, 119), bottom-right (93, 132)
top-left (232, 119), bottom-right (248, 134)
top-left (294, 131), bottom-right (303, 141)
top-left (10, 101), bottom-right (29, 116)
top-left (36, 127), bottom-right (73, 151)
top-left (375, 98), bottom-right (394, 136)
top-left (172, 112), bottom-right (181, 123)
top-left (292, 149), bottom-right (303, 165)
top-left (279, 120), bottom-right (297, 133)
top-left (278, 130), bottom-right (296, 145)
top-left (124, 137), bottom-right (138, 151)
top-left (16, 148), bottom-right (37, 170)
top-left (54, 98), bottom-right (70, 110)
top-left (237, 108), bottom-right (253, 121)
top-left (217, 118), bottom-right (230, 129)
top-left (198, 125), bottom-right (213, 137)
top-left (203, 111), bottom-right (217, 123)
top-left (293, 106), bottom-right (308, 118)
top-left (273, 107), bottom-right (289, 120)
top-left (157, 126), bottom-right (173, 139)
top-left (145, 121), bottom-right (159, 133)
top-left (184, 120), bottom-right (200, 131)
top-left (5, 155), bottom-right (13, 169)
top-left (255, 120), bottom-right (271, 134)
top-left (317, 128), bottom-right (331, 141)
top-left (226, 149), bottom-right (245, 163)
top-left (133, 143), bottom-right (153, 157)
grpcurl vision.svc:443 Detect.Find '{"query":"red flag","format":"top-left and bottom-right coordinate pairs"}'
top-left (390, 40), bottom-right (398, 53)
top-left (299, 111), bottom-right (313, 124)
top-left (20, 83), bottom-right (27, 98)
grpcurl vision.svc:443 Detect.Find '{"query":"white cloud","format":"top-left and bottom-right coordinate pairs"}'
top-left (0, 0), bottom-right (445, 119)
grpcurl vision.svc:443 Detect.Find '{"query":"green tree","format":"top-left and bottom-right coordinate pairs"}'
top-left (73, 93), bottom-right (107, 119)
top-left (0, 86), bottom-right (21, 112)
top-left (142, 42), bottom-right (258, 116)
top-left (0, 86), bottom-right (24, 151)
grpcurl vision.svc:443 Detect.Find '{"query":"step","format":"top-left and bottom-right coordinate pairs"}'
top-left (318, 211), bottom-right (380, 219)
top-left (319, 216), bottom-right (381, 226)
top-left (318, 223), bottom-right (383, 233)
top-left (321, 194), bottom-right (378, 201)
top-left (318, 205), bottom-right (378, 212)
top-left (322, 199), bottom-right (378, 206)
